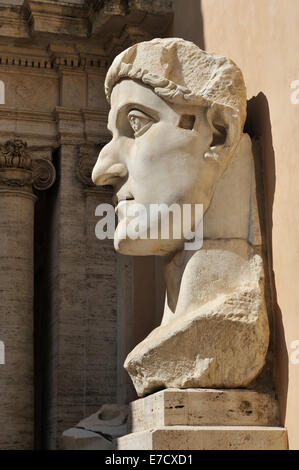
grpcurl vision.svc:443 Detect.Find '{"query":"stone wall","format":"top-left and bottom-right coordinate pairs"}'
top-left (0, 0), bottom-right (172, 449)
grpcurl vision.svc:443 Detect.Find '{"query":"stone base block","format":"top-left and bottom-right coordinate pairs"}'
top-left (117, 389), bottom-right (288, 450)
top-left (128, 388), bottom-right (280, 431)
top-left (117, 426), bottom-right (288, 450)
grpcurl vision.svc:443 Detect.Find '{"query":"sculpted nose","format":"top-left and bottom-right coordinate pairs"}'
top-left (92, 142), bottom-right (128, 186)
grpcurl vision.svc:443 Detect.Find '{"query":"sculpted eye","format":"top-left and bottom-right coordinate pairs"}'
top-left (128, 109), bottom-right (153, 137)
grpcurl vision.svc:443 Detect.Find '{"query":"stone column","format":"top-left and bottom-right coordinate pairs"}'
top-left (0, 140), bottom-right (55, 449)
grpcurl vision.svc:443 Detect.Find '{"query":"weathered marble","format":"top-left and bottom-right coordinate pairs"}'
top-left (128, 389), bottom-right (280, 431)
top-left (92, 38), bottom-right (270, 396)
top-left (118, 426), bottom-right (288, 450)
top-left (117, 388), bottom-right (287, 450)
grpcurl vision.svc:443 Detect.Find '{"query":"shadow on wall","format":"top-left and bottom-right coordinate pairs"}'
top-left (0, 80), bottom-right (4, 104)
top-left (245, 92), bottom-right (288, 425)
top-left (34, 147), bottom-right (60, 449)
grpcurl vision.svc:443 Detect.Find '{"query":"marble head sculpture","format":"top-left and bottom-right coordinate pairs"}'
top-left (92, 38), bottom-right (270, 397)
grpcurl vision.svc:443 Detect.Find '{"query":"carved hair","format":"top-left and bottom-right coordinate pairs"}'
top-left (105, 38), bottom-right (247, 137)
top-left (105, 62), bottom-right (194, 104)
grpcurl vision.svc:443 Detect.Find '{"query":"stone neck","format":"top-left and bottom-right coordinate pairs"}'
top-left (161, 133), bottom-right (261, 326)
top-left (161, 238), bottom-right (260, 326)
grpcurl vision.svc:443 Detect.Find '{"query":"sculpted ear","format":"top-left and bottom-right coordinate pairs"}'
top-left (204, 104), bottom-right (239, 161)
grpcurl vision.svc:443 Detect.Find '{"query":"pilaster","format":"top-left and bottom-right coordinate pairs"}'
top-left (0, 139), bottom-right (55, 449)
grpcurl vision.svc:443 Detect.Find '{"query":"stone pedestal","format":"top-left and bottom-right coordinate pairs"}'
top-left (117, 389), bottom-right (288, 450)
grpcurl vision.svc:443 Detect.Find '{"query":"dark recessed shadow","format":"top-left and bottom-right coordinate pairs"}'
top-left (166, 0), bottom-right (205, 50)
top-left (245, 92), bottom-right (288, 425)
top-left (34, 147), bottom-right (60, 449)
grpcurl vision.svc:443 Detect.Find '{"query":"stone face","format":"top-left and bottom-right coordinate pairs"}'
top-left (92, 38), bottom-right (270, 397)
top-left (129, 389), bottom-right (280, 432)
top-left (118, 426), bottom-right (288, 450)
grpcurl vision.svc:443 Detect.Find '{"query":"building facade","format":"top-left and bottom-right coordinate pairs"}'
top-left (0, 0), bottom-right (298, 450)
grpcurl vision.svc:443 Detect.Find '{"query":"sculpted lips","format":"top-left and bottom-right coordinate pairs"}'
top-left (113, 194), bottom-right (134, 214)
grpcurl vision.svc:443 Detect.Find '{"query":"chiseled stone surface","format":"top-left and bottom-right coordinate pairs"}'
top-left (92, 38), bottom-right (270, 397)
top-left (118, 426), bottom-right (288, 450)
top-left (129, 389), bottom-right (280, 432)
top-left (125, 240), bottom-right (269, 396)
top-left (40, 144), bottom-right (118, 448)
top-left (0, 1), bottom-right (173, 47)
top-left (0, 188), bottom-right (35, 449)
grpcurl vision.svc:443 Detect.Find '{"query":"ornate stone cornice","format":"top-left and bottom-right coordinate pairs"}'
top-left (0, 139), bottom-right (56, 190)
top-left (0, 107), bottom-right (109, 148)
top-left (0, 3), bottom-right (28, 39)
top-left (0, 47), bottom-right (106, 72)
top-left (23, 0), bottom-right (89, 38)
top-left (0, 1), bottom-right (173, 60)
top-left (54, 107), bottom-right (110, 145)
top-left (0, 1), bottom-right (173, 74)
